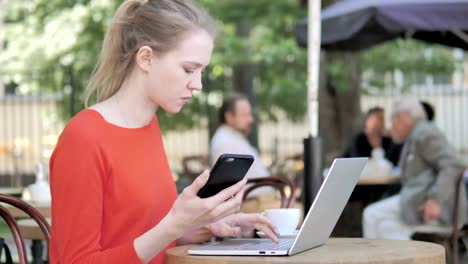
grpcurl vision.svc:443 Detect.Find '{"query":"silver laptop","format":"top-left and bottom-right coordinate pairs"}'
top-left (188, 157), bottom-right (368, 256)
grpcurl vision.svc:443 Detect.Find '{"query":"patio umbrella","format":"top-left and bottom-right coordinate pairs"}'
top-left (298, 0), bottom-right (468, 214)
top-left (296, 0), bottom-right (468, 51)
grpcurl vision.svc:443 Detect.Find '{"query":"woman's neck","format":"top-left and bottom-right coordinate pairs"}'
top-left (112, 77), bottom-right (158, 128)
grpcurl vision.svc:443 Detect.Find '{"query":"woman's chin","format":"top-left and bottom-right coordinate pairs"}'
top-left (162, 104), bottom-right (183, 114)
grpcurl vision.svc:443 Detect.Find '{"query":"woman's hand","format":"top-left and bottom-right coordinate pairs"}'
top-left (135, 171), bottom-right (246, 263)
top-left (167, 170), bottom-right (247, 237)
top-left (207, 213), bottom-right (279, 243)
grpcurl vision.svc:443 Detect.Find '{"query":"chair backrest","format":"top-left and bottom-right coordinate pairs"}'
top-left (411, 170), bottom-right (467, 264)
top-left (451, 171), bottom-right (466, 235)
top-left (445, 170), bottom-right (466, 264)
top-left (0, 194), bottom-right (50, 264)
top-left (243, 176), bottom-right (296, 208)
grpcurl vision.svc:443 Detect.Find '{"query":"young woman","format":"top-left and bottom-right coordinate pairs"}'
top-left (49, 1), bottom-right (278, 263)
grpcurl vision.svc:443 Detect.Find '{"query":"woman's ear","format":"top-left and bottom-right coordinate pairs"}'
top-left (135, 46), bottom-right (154, 72)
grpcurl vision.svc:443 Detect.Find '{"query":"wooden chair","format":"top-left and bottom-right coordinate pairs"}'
top-left (0, 194), bottom-right (50, 264)
top-left (412, 171), bottom-right (468, 264)
top-left (243, 176), bottom-right (296, 208)
top-left (181, 155), bottom-right (210, 182)
top-left (269, 153), bottom-right (304, 199)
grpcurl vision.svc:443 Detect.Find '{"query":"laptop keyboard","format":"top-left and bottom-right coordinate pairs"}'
top-left (234, 239), bottom-right (293, 250)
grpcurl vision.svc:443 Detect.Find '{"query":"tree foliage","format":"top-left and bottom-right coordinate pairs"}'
top-left (323, 39), bottom-right (460, 96)
top-left (1, 0), bottom-right (307, 130)
top-left (359, 39), bottom-right (459, 94)
top-left (1, 0), bottom-right (462, 131)
top-left (1, 0), bottom-right (116, 119)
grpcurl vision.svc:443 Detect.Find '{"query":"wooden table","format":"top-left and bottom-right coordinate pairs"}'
top-left (17, 218), bottom-right (51, 264)
top-left (165, 238), bottom-right (445, 264)
top-left (2, 201), bottom-right (51, 218)
top-left (358, 175), bottom-right (400, 185)
top-left (322, 166), bottom-right (400, 186)
top-left (17, 218), bottom-right (50, 240)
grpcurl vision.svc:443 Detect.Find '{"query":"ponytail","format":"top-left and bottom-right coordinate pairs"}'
top-left (84, 0), bottom-right (217, 106)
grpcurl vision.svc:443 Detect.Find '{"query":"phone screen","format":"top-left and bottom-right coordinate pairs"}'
top-left (197, 154), bottom-right (254, 198)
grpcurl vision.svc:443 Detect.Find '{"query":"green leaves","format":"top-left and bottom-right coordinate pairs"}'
top-left (359, 39), bottom-right (458, 93)
top-left (200, 0), bottom-right (307, 125)
top-left (1, 0), bottom-right (307, 129)
top-left (361, 39), bottom-right (455, 74)
top-left (1, 0), bottom-right (116, 119)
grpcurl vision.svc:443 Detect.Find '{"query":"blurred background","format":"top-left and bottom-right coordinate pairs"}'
top-left (0, 0), bottom-right (466, 184)
top-left (1, 0), bottom-right (468, 263)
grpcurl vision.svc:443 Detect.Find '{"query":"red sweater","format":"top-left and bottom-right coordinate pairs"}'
top-left (49, 109), bottom-right (177, 264)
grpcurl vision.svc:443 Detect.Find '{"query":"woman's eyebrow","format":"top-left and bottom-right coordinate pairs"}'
top-left (183, 61), bottom-right (209, 71)
top-left (183, 61), bottom-right (203, 67)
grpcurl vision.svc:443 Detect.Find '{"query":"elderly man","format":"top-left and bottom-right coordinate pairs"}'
top-left (210, 93), bottom-right (269, 180)
top-left (362, 97), bottom-right (467, 240)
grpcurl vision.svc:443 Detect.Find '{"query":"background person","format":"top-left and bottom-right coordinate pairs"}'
top-left (342, 106), bottom-right (402, 166)
top-left (362, 97), bottom-right (467, 240)
top-left (210, 93), bottom-right (269, 180)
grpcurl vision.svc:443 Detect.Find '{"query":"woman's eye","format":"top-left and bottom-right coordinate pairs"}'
top-left (184, 68), bottom-right (194, 74)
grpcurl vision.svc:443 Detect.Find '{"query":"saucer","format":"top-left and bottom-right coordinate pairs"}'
top-left (256, 230), bottom-right (299, 239)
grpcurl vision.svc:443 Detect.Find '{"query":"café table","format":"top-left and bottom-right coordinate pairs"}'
top-left (165, 238), bottom-right (445, 264)
top-left (358, 175), bottom-right (400, 185)
top-left (17, 218), bottom-right (51, 264)
top-left (2, 200), bottom-right (51, 218)
top-left (16, 218), bottom-right (50, 240)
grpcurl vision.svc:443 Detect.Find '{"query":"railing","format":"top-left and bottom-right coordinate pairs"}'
top-left (0, 95), bottom-right (63, 186)
top-left (1, 86), bottom-right (467, 186)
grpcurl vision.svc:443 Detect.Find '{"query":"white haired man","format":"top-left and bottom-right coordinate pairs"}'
top-left (362, 97), bottom-right (467, 240)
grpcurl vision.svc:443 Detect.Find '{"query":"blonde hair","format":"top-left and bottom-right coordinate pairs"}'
top-left (84, 0), bottom-right (217, 106)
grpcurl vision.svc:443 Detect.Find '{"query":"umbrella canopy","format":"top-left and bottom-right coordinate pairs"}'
top-left (296, 0), bottom-right (468, 51)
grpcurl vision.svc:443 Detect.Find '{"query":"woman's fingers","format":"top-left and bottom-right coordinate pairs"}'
top-left (254, 223), bottom-right (279, 243)
top-left (177, 175), bottom-right (248, 230)
top-left (220, 226), bottom-right (242, 237)
top-left (208, 188), bottom-right (245, 220)
top-left (254, 214), bottom-right (279, 235)
top-left (209, 178), bottom-right (247, 205)
top-left (252, 214), bottom-right (280, 242)
top-left (241, 214), bottom-right (280, 242)
top-left (186, 170), bottom-right (210, 195)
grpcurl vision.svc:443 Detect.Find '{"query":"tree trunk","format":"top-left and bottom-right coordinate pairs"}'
top-left (233, 18), bottom-right (259, 148)
top-left (319, 52), bottom-right (362, 166)
top-left (313, 0), bottom-right (362, 166)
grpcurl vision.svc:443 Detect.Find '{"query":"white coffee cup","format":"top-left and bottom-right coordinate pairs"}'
top-left (264, 208), bottom-right (300, 235)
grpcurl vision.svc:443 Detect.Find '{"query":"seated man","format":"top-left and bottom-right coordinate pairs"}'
top-left (363, 97), bottom-right (467, 240)
top-left (210, 93), bottom-right (269, 180)
top-left (342, 107), bottom-right (402, 166)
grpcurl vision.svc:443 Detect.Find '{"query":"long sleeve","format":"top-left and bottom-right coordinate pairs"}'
top-left (50, 110), bottom-right (176, 264)
top-left (415, 128), bottom-right (465, 204)
top-left (50, 126), bottom-right (141, 263)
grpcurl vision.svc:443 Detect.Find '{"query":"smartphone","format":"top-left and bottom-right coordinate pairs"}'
top-left (197, 153), bottom-right (254, 198)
